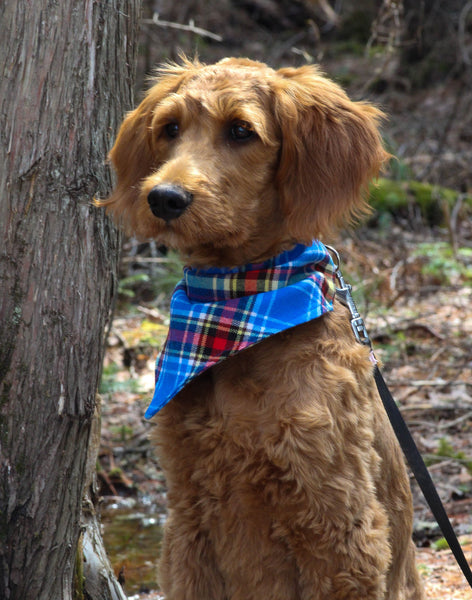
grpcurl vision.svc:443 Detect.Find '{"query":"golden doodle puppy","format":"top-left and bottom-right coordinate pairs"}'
top-left (102, 57), bottom-right (424, 599)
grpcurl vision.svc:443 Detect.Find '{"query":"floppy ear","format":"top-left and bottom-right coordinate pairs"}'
top-left (272, 65), bottom-right (390, 240)
top-left (97, 58), bottom-right (201, 227)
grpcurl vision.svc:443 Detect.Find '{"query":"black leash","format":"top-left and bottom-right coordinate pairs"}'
top-left (373, 365), bottom-right (472, 588)
top-left (327, 246), bottom-right (472, 590)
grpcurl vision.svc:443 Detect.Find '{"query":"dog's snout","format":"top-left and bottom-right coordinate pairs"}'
top-left (147, 185), bottom-right (193, 222)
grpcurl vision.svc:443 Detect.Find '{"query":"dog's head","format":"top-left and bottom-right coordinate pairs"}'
top-left (101, 57), bottom-right (389, 266)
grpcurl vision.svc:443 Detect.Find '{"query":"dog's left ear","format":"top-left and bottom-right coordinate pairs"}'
top-left (272, 65), bottom-right (390, 239)
top-left (96, 57), bottom-right (201, 230)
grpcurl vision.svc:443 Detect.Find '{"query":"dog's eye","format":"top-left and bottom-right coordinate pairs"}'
top-left (164, 122), bottom-right (179, 139)
top-left (229, 121), bottom-right (254, 142)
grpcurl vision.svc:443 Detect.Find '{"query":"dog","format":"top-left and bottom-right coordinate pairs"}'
top-left (101, 57), bottom-right (424, 599)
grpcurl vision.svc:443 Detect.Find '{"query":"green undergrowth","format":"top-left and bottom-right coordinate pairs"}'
top-left (99, 364), bottom-right (144, 395)
top-left (413, 242), bottom-right (472, 286)
top-left (432, 537), bottom-right (451, 551)
top-left (135, 320), bottom-right (169, 348)
top-left (118, 251), bottom-right (183, 305)
top-left (425, 437), bottom-right (472, 475)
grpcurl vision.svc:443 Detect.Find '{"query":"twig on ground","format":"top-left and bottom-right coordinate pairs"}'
top-left (437, 410), bottom-right (472, 431)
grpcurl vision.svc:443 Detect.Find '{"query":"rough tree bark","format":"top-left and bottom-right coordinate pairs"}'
top-left (0, 1), bottom-right (141, 599)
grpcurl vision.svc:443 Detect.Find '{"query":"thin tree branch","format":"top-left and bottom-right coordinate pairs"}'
top-left (458, 0), bottom-right (472, 66)
top-left (141, 13), bottom-right (223, 42)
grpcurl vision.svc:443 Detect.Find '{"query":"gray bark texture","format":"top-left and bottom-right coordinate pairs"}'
top-left (0, 1), bottom-right (142, 598)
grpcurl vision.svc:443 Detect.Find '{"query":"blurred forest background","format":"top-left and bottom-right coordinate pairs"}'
top-left (98, 1), bottom-right (472, 598)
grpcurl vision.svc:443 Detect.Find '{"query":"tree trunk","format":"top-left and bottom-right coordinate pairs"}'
top-left (0, 1), bottom-right (141, 599)
top-left (80, 396), bottom-right (127, 600)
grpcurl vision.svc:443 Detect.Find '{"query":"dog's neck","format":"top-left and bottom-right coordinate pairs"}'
top-left (180, 237), bottom-right (307, 270)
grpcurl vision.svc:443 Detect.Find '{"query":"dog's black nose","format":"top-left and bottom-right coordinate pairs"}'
top-left (147, 185), bottom-right (193, 222)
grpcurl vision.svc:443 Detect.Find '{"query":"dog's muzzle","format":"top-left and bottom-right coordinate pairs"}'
top-left (147, 184), bottom-right (193, 222)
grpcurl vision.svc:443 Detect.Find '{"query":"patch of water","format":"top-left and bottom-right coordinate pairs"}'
top-left (101, 496), bottom-right (166, 595)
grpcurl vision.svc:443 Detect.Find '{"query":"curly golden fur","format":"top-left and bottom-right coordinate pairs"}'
top-left (102, 57), bottom-right (424, 599)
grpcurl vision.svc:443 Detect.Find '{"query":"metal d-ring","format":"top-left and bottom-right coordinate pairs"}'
top-left (325, 245), bottom-right (373, 349)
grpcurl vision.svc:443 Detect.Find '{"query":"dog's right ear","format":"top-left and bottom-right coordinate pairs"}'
top-left (97, 58), bottom-right (200, 227)
top-left (271, 65), bottom-right (389, 240)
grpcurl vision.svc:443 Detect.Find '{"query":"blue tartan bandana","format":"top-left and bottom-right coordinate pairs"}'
top-left (145, 241), bottom-right (336, 418)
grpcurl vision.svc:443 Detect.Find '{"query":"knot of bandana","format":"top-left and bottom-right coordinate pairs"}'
top-left (145, 241), bottom-right (336, 418)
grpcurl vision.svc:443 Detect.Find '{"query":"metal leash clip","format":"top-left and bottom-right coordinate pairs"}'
top-left (325, 245), bottom-right (374, 351)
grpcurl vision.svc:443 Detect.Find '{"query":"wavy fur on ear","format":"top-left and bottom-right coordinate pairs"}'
top-left (97, 57), bottom-right (202, 232)
top-left (272, 65), bottom-right (390, 240)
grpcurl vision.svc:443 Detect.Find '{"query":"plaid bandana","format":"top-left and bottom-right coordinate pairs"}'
top-left (145, 241), bottom-right (336, 418)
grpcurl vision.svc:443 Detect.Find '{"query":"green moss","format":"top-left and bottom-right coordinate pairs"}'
top-left (109, 466), bottom-right (124, 478)
top-left (369, 178), bottom-right (472, 226)
top-left (369, 178), bottom-right (409, 211)
top-left (410, 181), bottom-right (456, 224)
top-left (73, 533), bottom-right (85, 600)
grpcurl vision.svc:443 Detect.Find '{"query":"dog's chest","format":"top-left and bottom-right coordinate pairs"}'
top-left (157, 317), bottom-right (336, 452)
top-left (155, 310), bottom-right (383, 527)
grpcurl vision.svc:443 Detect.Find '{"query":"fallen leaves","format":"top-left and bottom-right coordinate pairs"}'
top-left (418, 539), bottom-right (472, 599)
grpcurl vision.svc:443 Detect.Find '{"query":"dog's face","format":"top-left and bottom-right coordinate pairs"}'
top-left (103, 57), bottom-right (389, 266)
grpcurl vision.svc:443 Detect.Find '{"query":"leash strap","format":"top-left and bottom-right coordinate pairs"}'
top-left (326, 245), bottom-right (472, 589)
top-left (373, 365), bottom-right (472, 588)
